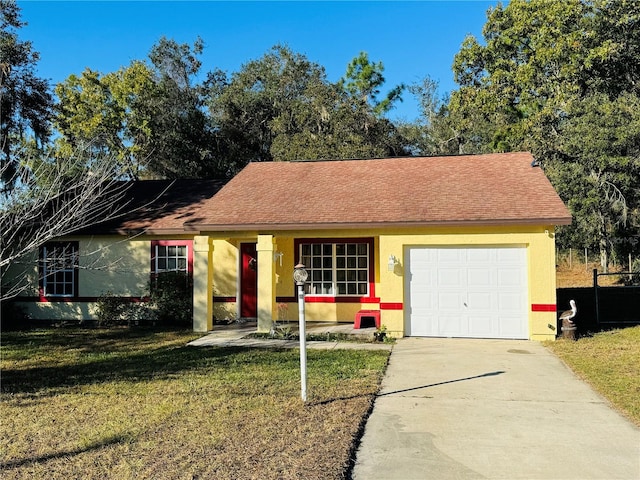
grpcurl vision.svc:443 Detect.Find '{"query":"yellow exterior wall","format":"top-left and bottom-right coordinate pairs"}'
top-left (10, 235), bottom-right (189, 322)
top-left (205, 225), bottom-right (558, 341)
top-left (377, 225), bottom-right (558, 341)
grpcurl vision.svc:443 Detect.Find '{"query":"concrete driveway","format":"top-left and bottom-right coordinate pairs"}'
top-left (352, 338), bottom-right (640, 480)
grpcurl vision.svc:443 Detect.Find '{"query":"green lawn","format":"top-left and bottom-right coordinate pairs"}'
top-left (1, 328), bottom-right (390, 480)
top-left (545, 326), bottom-right (640, 426)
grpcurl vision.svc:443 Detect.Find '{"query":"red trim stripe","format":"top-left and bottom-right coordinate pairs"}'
top-left (380, 302), bottom-right (403, 310)
top-left (531, 304), bottom-right (556, 312)
top-left (22, 296), bottom-right (148, 303)
top-left (214, 296), bottom-right (236, 303)
top-left (303, 296), bottom-right (380, 304)
top-left (361, 297), bottom-right (381, 303)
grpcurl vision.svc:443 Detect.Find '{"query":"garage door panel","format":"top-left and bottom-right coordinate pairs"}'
top-left (498, 292), bottom-right (525, 311)
top-left (467, 248), bottom-right (492, 262)
top-left (467, 268), bottom-right (492, 287)
top-left (468, 315), bottom-right (495, 336)
top-left (498, 268), bottom-right (525, 287)
top-left (406, 246), bottom-right (528, 339)
top-left (437, 269), bottom-right (463, 286)
top-left (438, 315), bottom-right (466, 336)
top-left (437, 292), bottom-right (465, 310)
top-left (467, 292), bottom-right (493, 311)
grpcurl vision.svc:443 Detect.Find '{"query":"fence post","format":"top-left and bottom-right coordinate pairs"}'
top-left (585, 247), bottom-right (588, 271)
top-left (593, 268), bottom-right (600, 328)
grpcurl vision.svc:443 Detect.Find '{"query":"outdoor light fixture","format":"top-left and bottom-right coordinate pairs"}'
top-left (388, 254), bottom-right (398, 272)
top-left (293, 263), bottom-right (308, 401)
top-left (293, 263), bottom-right (309, 285)
top-left (273, 251), bottom-right (284, 266)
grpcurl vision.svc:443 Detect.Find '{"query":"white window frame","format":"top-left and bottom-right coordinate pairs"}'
top-left (154, 244), bottom-right (189, 274)
top-left (41, 242), bottom-right (78, 297)
top-left (299, 241), bottom-right (370, 296)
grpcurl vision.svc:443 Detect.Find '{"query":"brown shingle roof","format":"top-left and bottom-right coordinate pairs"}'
top-left (77, 179), bottom-right (229, 235)
top-left (187, 152), bottom-right (571, 231)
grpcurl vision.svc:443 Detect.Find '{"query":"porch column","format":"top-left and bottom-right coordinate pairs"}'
top-left (193, 235), bottom-right (214, 332)
top-left (256, 234), bottom-right (275, 333)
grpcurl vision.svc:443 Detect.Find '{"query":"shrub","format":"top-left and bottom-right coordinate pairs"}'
top-left (95, 292), bottom-right (130, 327)
top-left (149, 272), bottom-right (193, 327)
top-left (95, 293), bottom-right (158, 327)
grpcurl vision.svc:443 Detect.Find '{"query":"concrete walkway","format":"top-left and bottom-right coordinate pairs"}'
top-left (352, 337), bottom-right (640, 480)
top-left (187, 322), bottom-right (392, 351)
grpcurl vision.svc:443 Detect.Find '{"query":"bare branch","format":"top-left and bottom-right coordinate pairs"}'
top-left (1, 144), bottom-right (132, 300)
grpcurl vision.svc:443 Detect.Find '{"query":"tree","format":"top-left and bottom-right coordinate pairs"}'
top-left (340, 51), bottom-right (404, 117)
top-left (446, 0), bottom-right (640, 269)
top-left (0, 0), bottom-right (53, 188)
top-left (211, 45), bottom-right (409, 165)
top-left (209, 45), bottom-right (329, 168)
top-left (55, 37), bottom-right (224, 180)
top-left (55, 62), bottom-right (155, 179)
top-left (0, 143), bottom-right (129, 300)
top-left (142, 36), bottom-right (222, 178)
top-left (397, 76), bottom-right (462, 156)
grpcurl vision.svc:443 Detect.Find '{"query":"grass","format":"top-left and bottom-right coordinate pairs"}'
top-left (1, 328), bottom-right (390, 479)
top-left (545, 326), bottom-right (640, 426)
top-left (555, 259), bottom-right (626, 288)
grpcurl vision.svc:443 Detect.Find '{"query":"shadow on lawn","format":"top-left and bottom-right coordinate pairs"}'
top-left (1, 339), bottom-right (250, 395)
top-left (1, 433), bottom-right (131, 469)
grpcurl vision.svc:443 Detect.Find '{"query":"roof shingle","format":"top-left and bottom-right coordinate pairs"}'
top-left (188, 152), bottom-right (571, 231)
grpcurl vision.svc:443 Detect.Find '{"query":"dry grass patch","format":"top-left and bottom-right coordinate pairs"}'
top-left (545, 326), bottom-right (640, 426)
top-left (556, 259), bottom-right (627, 288)
top-left (1, 328), bottom-right (389, 479)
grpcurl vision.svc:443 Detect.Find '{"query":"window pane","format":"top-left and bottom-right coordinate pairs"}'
top-left (158, 258), bottom-right (166, 270)
top-left (323, 283), bottom-right (332, 294)
top-left (168, 246), bottom-right (177, 256)
top-left (337, 271), bottom-right (345, 281)
top-left (358, 270), bottom-right (368, 281)
top-left (358, 283), bottom-right (368, 295)
top-left (347, 270), bottom-right (356, 281)
top-left (178, 246), bottom-right (187, 256)
top-left (336, 244), bottom-right (345, 255)
top-left (347, 257), bottom-right (356, 268)
top-left (357, 243), bottom-right (368, 255)
top-left (323, 257), bottom-right (332, 268)
top-left (302, 244), bottom-right (310, 256)
top-left (178, 258), bottom-right (187, 270)
top-left (168, 258), bottom-right (177, 270)
top-left (336, 257), bottom-right (345, 268)
top-left (158, 246), bottom-right (167, 256)
top-left (347, 244), bottom-right (357, 255)
top-left (337, 284), bottom-right (346, 295)
top-left (347, 284), bottom-right (357, 294)
top-left (323, 270), bottom-right (332, 281)
top-left (312, 244), bottom-right (321, 255)
top-left (312, 257), bottom-right (321, 268)
top-left (358, 257), bottom-right (368, 268)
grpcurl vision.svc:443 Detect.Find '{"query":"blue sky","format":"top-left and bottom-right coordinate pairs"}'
top-left (19, 1), bottom-right (498, 121)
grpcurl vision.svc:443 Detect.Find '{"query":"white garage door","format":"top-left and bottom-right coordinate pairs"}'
top-left (405, 246), bottom-right (528, 339)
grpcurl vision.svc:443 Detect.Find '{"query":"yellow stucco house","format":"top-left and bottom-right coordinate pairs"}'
top-left (8, 152), bottom-right (571, 341)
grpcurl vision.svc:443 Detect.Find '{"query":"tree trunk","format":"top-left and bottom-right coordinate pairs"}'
top-left (599, 212), bottom-right (609, 273)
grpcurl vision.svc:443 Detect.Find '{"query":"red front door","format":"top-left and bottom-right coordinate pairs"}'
top-left (240, 243), bottom-right (258, 318)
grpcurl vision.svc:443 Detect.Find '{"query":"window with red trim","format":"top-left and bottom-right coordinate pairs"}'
top-left (297, 239), bottom-right (373, 297)
top-left (151, 240), bottom-right (193, 275)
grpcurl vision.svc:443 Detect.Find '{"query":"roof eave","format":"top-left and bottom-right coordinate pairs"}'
top-left (186, 216), bottom-right (573, 232)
